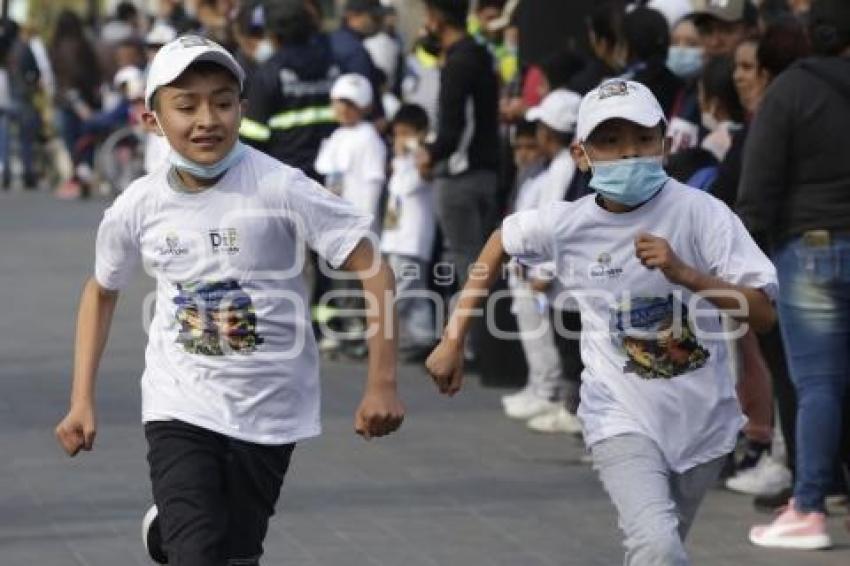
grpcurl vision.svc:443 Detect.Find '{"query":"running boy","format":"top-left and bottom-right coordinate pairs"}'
top-left (426, 79), bottom-right (777, 565)
top-left (54, 36), bottom-right (404, 566)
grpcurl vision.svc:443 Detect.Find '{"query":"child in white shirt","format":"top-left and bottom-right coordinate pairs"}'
top-left (54, 36), bottom-right (404, 566)
top-left (426, 79), bottom-right (778, 566)
top-left (315, 73), bottom-right (387, 235)
top-left (380, 103), bottom-right (438, 359)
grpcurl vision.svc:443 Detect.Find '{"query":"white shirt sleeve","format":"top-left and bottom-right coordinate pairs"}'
top-left (94, 201), bottom-right (141, 291)
top-left (501, 208), bottom-right (556, 268)
top-left (357, 131), bottom-right (388, 184)
top-left (283, 170), bottom-right (374, 269)
top-left (697, 196), bottom-right (778, 300)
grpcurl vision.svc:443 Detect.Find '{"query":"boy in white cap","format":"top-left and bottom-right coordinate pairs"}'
top-left (501, 89), bottom-right (584, 435)
top-left (426, 79), bottom-right (778, 565)
top-left (54, 35), bottom-right (404, 566)
top-left (315, 72), bottom-right (387, 236)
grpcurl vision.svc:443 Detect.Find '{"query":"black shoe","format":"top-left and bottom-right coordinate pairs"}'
top-left (142, 505), bottom-right (167, 564)
top-left (753, 487), bottom-right (792, 513)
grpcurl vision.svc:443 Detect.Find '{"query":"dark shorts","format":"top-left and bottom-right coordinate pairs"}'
top-left (145, 420), bottom-right (295, 566)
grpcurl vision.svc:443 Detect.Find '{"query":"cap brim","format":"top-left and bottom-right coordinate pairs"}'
top-left (579, 107), bottom-right (664, 142)
top-left (525, 107), bottom-right (543, 122)
top-left (146, 50), bottom-right (245, 108)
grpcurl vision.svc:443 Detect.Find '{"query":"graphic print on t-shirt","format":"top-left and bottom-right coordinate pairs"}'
top-left (610, 294), bottom-right (709, 380)
top-left (173, 279), bottom-right (264, 356)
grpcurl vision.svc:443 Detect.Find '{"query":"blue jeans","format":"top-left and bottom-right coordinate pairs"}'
top-left (774, 234), bottom-right (850, 513)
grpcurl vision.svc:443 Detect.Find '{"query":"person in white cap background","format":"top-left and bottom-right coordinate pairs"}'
top-left (54, 35), bottom-right (404, 566)
top-left (500, 89), bottom-right (585, 436)
top-left (315, 72), bottom-right (387, 236)
top-left (425, 78), bottom-right (778, 565)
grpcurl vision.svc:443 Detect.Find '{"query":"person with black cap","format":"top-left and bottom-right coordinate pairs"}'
top-left (741, 0), bottom-right (850, 549)
top-left (692, 0), bottom-right (759, 57)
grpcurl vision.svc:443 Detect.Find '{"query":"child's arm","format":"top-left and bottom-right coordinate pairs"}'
top-left (635, 233), bottom-right (777, 333)
top-left (426, 230), bottom-right (508, 396)
top-left (341, 240), bottom-right (405, 439)
top-left (55, 278), bottom-right (119, 456)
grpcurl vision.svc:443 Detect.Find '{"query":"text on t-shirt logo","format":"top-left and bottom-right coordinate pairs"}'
top-left (209, 228), bottom-right (240, 255)
top-left (589, 251), bottom-right (623, 280)
top-left (156, 232), bottom-right (189, 256)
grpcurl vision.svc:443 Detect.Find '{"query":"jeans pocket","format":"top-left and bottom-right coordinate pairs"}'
top-left (794, 245), bottom-right (837, 285)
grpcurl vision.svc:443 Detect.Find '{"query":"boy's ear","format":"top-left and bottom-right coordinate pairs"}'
top-left (141, 111), bottom-right (165, 137)
top-left (570, 142), bottom-right (590, 173)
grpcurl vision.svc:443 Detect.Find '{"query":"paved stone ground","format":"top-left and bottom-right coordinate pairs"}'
top-left (1, 191), bottom-right (847, 565)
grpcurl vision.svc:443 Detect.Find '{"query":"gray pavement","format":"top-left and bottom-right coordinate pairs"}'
top-left (1, 190), bottom-right (848, 565)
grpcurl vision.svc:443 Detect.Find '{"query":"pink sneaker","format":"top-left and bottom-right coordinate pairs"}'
top-left (749, 500), bottom-right (831, 550)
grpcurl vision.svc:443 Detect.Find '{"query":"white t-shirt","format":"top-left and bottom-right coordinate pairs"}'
top-left (314, 122), bottom-right (387, 234)
top-left (536, 149), bottom-right (577, 206)
top-left (502, 179), bottom-right (778, 472)
top-left (380, 154), bottom-right (436, 261)
top-left (94, 147), bottom-right (373, 445)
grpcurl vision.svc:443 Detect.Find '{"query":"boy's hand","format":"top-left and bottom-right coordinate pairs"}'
top-left (425, 339), bottom-right (464, 396)
top-left (635, 233), bottom-right (694, 286)
top-left (355, 383), bottom-right (405, 440)
top-left (55, 402), bottom-right (97, 457)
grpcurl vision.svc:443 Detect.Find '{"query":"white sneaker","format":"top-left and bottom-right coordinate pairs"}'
top-left (501, 388), bottom-right (533, 411)
top-left (726, 454), bottom-right (792, 496)
top-left (503, 394), bottom-right (561, 421)
top-left (527, 406), bottom-right (583, 435)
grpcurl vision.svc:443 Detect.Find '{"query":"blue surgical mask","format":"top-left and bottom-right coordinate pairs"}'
top-left (168, 140), bottom-right (246, 180)
top-left (586, 152), bottom-right (669, 207)
top-left (666, 46), bottom-right (704, 79)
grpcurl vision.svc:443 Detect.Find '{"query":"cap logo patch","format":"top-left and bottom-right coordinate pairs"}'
top-left (708, 0), bottom-right (730, 7)
top-left (598, 80), bottom-right (630, 100)
top-left (177, 35), bottom-right (215, 49)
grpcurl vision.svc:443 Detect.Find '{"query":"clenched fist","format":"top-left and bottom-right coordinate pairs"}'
top-left (425, 339), bottom-right (464, 396)
top-left (55, 402), bottom-right (97, 457)
top-left (355, 384), bottom-right (405, 440)
top-left (634, 232), bottom-right (693, 286)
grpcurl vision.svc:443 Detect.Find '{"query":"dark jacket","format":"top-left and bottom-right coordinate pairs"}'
top-left (429, 36), bottom-right (500, 176)
top-left (737, 57), bottom-right (850, 246)
top-left (241, 34), bottom-right (339, 178)
top-left (329, 25), bottom-right (383, 116)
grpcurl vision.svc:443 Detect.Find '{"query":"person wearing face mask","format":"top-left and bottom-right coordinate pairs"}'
top-left (232, 0), bottom-right (275, 78)
top-left (425, 78), bottom-right (778, 566)
top-left (666, 14), bottom-right (707, 153)
top-left (238, 0), bottom-right (339, 180)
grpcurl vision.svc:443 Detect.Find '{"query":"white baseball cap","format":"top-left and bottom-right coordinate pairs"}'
top-left (145, 22), bottom-right (177, 47)
top-left (331, 73), bottom-right (373, 109)
top-left (114, 66), bottom-right (145, 100)
top-left (525, 89), bottom-right (582, 134)
top-left (145, 35), bottom-right (246, 109)
top-left (576, 79), bottom-right (666, 142)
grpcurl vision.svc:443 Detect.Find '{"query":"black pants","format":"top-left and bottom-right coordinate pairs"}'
top-left (145, 421), bottom-right (295, 566)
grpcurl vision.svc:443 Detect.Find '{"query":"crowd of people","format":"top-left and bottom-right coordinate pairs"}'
top-left (37, 0), bottom-right (849, 563)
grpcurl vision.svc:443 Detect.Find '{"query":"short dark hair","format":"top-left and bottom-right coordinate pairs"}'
top-left (587, 0), bottom-right (626, 48)
top-left (757, 20), bottom-right (811, 78)
top-left (514, 119), bottom-right (537, 140)
top-left (266, 0), bottom-right (317, 45)
top-left (540, 50), bottom-right (585, 91)
top-left (809, 0), bottom-right (850, 55)
top-left (115, 1), bottom-right (138, 22)
top-left (699, 56), bottom-right (745, 123)
top-left (624, 7), bottom-right (670, 62)
top-left (423, 0), bottom-right (470, 29)
top-left (392, 103), bottom-right (429, 132)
